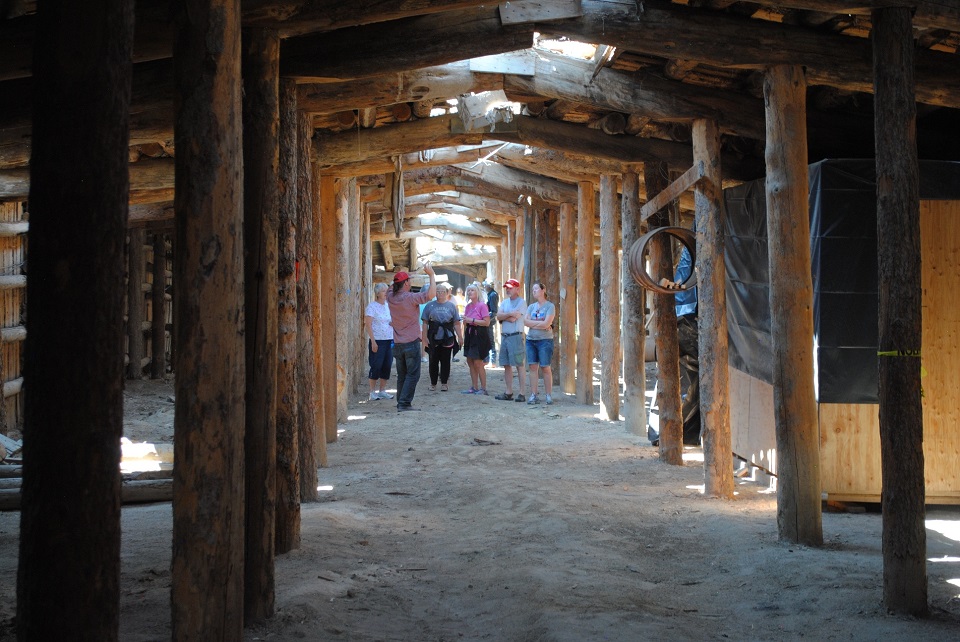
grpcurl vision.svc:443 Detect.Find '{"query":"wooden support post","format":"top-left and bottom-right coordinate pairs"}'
top-left (599, 174), bottom-right (621, 421)
top-left (506, 219), bottom-right (516, 280)
top-left (873, 7), bottom-right (928, 616)
top-left (242, 27), bottom-right (279, 622)
top-left (544, 208), bottom-right (561, 387)
top-left (763, 65), bottom-right (822, 546)
top-left (576, 181), bottom-right (596, 405)
top-left (18, 2), bottom-right (133, 639)
top-left (335, 179), bottom-right (350, 422)
top-left (350, 180), bottom-right (363, 395)
top-left (693, 119), bottom-right (733, 498)
top-left (127, 228), bottom-right (146, 379)
top-left (523, 206), bottom-right (535, 298)
top-left (559, 202), bottom-right (577, 394)
top-left (275, 77), bottom-right (301, 554)
top-left (535, 208), bottom-right (547, 286)
top-left (409, 233), bottom-right (419, 271)
top-left (515, 208), bottom-right (527, 285)
top-left (319, 174), bottom-right (339, 443)
top-left (646, 162), bottom-right (683, 464)
top-left (150, 231), bottom-right (167, 379)
top-left (171, 0), bottom-right (245, 638)
top-left (298, 111), bottom-right (324, 492)
top-left (621, 169), bottom-right (647, 436)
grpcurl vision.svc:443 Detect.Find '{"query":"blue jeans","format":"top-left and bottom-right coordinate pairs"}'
top-left (393, 339), bottom-right (422, 408)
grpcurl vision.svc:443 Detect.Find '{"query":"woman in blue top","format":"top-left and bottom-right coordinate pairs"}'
top-left (523, 282), bottom-right (556, 405)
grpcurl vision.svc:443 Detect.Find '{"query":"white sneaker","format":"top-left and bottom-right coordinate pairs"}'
top-left (369, 392), bottom-right (379, 401)
top-left (378, 391), bottom-right (394, 399)
top-left (545, 394), bottom-right (553, 405)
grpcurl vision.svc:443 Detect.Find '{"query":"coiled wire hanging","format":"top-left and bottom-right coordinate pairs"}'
top-left (625, 226), bottom-right (697, 295)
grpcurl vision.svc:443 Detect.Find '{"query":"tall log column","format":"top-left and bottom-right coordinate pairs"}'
top-left (127, 228), bottom-right (146, 378)
top-left (764, 65), bottom-right (822, 546)
top-left (576, 181), bottom-right (596, 405)
top-left (150, 231), bottom-right (167, 378)
top-left (646, 162), bottom-right (683, 464)
top-left (335, 178), bottom-right (349, 422)
top-left (170, 0), bottom-right (245, 638)
top-left (515, 208), bottom-right (527, 284)
top-left (693, 118), bottom-right (733, 498)
top-left (17, 2), bottom-right (133, 639)
top-left (319, 174), bottom-right (339, 443)
top-left (275, 77), bottom-right (301, 554)
top-left (621, 169), bottom-right (647, 436)
top-left (873, 7), bottom-right (927, 617)
top-left (535, 208), bottom-right (547, 285)
top-left (242, 27), bottom-right (280, 622)
top-left (544, 208), bottom-right (561, 387)
top-left (349, 180), bottom-right (363, 395)
top-left (506, 219), bottom-right (516, 279)
top-left (298, 112), bottom-right (324, 493)
top-left (599, 174), bottom-right (620, 420)
top-left (559, 202), bottom-right (577, 394)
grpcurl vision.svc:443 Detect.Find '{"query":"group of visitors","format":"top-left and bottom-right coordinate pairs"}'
top-left (365, 263), bottom-right (555, 411)
top-left (493, 278), bottom-right (555, 405)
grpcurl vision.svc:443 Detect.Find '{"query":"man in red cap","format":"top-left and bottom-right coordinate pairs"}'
top-left (386, 262), bottom-right (436, 411)
top-left (494, 278), bottom-right (528, 402)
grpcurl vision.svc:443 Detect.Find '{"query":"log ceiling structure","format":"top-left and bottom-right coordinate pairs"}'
top-left (2, 0), bottom-right (958, 269)
top-left (3, 0), bottom-right (957, 635)
top-left (3, 0), bottom-right (959, 219)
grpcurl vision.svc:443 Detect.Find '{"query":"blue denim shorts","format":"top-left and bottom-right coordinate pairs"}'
top-left (525, 338), bottom-right (554, 366)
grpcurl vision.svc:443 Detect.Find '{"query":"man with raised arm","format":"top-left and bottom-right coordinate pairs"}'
top-left (387, 262), bottom-right (436, 411)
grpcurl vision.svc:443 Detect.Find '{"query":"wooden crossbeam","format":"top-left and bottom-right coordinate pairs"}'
top-left (640, 161), bottom-right (705, 222)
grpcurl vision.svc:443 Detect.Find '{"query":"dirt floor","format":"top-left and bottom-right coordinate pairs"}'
top-left (1, 360), bottom-right (959, 640)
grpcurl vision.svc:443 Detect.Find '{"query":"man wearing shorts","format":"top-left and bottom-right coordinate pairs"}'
top-left (495, 278), bottom-right (527, 402)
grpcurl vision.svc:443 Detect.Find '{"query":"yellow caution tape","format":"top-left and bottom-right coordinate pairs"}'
top-left (877, 349), bottom-right (921, 357)
top-left (876, 350), bottom-right (926, 397)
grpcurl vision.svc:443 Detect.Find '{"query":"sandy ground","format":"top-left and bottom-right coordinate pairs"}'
top-left (1, 361), bottom-right (959, 640)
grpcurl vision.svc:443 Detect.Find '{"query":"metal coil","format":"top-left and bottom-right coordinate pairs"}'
top-left (625, 226), bottom-right (697, 295)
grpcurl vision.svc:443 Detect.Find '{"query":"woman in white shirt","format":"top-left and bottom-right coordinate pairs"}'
top-left (364, 282), bottom-right (394, 400)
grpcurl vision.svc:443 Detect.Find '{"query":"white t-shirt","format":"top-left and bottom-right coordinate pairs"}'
top-left (499, 296), bottom-right (527, 335)
top-left (365, 300), bottom-right (393, 341)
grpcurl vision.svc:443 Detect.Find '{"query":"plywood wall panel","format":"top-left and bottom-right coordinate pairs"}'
top-left (820, 200), bottom-right (960, 503)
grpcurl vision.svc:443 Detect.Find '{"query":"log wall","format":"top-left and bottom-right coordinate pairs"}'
top-left (0, 201), bottom-right (25, 434)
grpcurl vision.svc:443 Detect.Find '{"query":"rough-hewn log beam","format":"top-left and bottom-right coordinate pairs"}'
top-left (244, 0), bottom-right (495, 36)
top-left (314, 114), bottom-right (484, 166)
top-left (297, 61), bottom-right (501, 113)
top-left (280, 6), bottom-right (535, 82)
top-left (319, 143), bottom-right (502, 178)
top-left (457, 162), bottom-right (578, 204)
top-left (544, 0), bottom-right (960, 108)
top-left (749, 1), bottom-right (960, 33)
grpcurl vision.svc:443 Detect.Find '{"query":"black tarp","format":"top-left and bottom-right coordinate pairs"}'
top-left (723, 159), bottom-right (960, 403)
